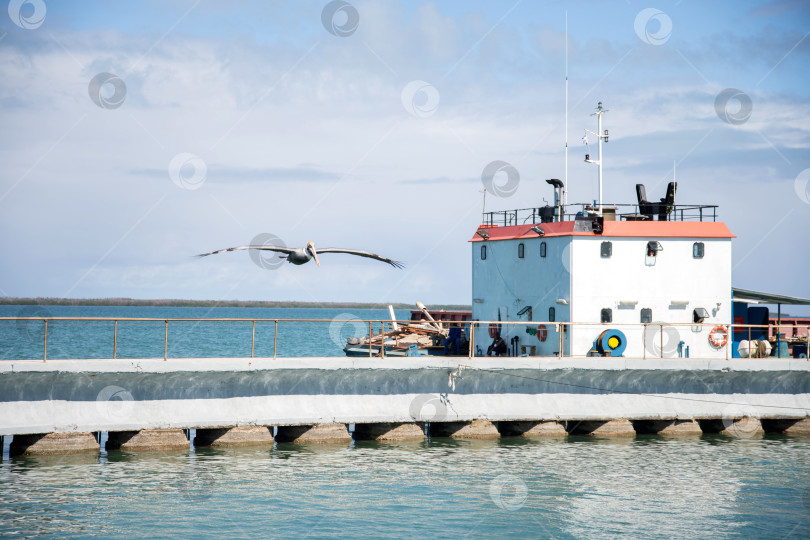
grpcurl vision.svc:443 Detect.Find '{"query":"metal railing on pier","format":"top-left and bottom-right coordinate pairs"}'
top-left (1, 317), bottom-right (807, 362)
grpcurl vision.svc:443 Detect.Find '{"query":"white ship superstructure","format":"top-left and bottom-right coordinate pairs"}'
top-left (471, 101), bottom-right (735, 359)
top-left (471, 215), bottom-right (733, 358)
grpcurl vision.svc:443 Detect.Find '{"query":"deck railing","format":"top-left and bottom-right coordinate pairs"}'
top-left (1, 317), bottom-right (807, 362)
top-left (481, 203), bottom-right (719, 227)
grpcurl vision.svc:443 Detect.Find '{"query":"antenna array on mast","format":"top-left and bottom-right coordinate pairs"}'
top-left (584, 101), bottom-right (609, 216)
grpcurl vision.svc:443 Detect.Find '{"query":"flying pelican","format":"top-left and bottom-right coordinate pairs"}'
top-left (197, 241), bottom-right (404, 268)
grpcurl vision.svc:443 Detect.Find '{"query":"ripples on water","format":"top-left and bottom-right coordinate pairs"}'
top-left (1, 435), bottom-right (808, 539)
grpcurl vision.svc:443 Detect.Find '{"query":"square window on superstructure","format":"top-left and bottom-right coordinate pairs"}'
top-left (693, 242), bottom-right (704, 258)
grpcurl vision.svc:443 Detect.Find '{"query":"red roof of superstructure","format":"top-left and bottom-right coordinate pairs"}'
top-left (469, 220), bottom-right (735, 242)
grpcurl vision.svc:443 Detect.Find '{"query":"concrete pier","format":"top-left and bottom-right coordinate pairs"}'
top-left (353, 422), bottom-right (425, 441)
top-left (570, 419), bottom-right (636, 437)
top-left (275, 423), bottom-right (352, 444)
top-left (1, 357), bottom-right (809, 444)
top-left (430, 420), bottom-right (500, 439)
top-left (9, 432), bottom-right (99, 456)
top-left (634, 419), bottom-right (702, 436)
top-left (499, 421), bottom-right (567, 438)
top-left (106, 429), bottom-right (190, 451)
top-left (194, 426), bottom-right (273, 448)
top-left (762, 417), bottom-right (810, 436)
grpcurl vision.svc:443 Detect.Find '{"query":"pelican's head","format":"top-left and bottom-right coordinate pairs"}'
top-left (306, 241), bottom-right (320, 266)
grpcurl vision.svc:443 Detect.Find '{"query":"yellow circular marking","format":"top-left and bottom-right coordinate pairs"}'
top-left (607, 336), bottom-right (620, 349)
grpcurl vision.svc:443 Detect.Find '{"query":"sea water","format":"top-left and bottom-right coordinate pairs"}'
top-left (0, 436), bottom-right (808, 539)
top-left (0, 305), bottom-right (393, 360)
top-left (1, 306), bottom-right (809, 538)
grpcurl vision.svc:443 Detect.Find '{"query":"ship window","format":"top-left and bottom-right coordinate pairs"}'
top-left (540, 241), bottom-right (547, 258)
top-left (646, 241), bottom-right (663, 257)
top-left (640, 308), bottom-right (652, 323)
top-left (693, 307), bottom-right (710, 323)
top-left (481, 245), bottom-right (487, 260)
top-left (601, 241), bottom-right (612, 258)
top-left (518, 243), bottom-right (525, 259)
top-left (693, 242), bottom-right (704, 258)
top-left (601, 308), bottom-right (612, 323)
top-left (548, 307), bottom-right (555, 322)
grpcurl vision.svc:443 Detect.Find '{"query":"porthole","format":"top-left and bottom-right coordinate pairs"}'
top-left (601, 308), bottom-right (612, 323)
top-left (540, 241), bottom-right (547, 258)
top-left (601, 241), bottom-right (612, 258)
top-left (481, 245), bottom-right (487, 260)
top-left (640, 308), bottom-right (652, 323)
top-left (518, 243), bottom-right (525, 259)
top-left (548, 307), bottom-right (556, 322)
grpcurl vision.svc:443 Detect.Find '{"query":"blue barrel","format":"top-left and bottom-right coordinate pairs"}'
top-left (773, 340), bottom-right (790, 358)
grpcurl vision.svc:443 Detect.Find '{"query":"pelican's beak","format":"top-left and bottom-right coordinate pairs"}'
top-left (308, 243), bottom-right (320, 267)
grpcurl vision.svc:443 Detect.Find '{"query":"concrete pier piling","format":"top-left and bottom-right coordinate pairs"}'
top-left (194, 426), bottom-right (274, 448)
top-left (634, 419), bottom-right (703, 436)
top-left (499, 421), bottom-right (567, 438)
top-left (106, 429), bottom-right (190, 452)
top-left (700, 417), bottom-right (765, 438)
top-left (353, 422), bottom-right (425, 441)
top-left (275, 423), bottom-right (352, 444)
top-left (9, 432), bottom-right (99, 456)
top-left (721, 417), bottom-right (765, 437)
top-left (430, 420), bottom-right (500, 439)
top-left (762, 417), bottom-right (810, 436)
top-left (569, 419), bottom-right (636, 438)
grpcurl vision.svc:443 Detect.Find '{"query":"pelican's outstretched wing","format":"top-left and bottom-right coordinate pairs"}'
top-left (316, 248), bottom-right (405, 268)
top-left (197, 245), bottom-right (295, 257)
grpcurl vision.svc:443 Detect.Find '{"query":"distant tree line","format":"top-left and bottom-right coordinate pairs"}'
top-left (0, 297), bottom-right (471, 310)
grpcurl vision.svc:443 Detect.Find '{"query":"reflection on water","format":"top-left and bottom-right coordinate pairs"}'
top-left (1, 435), bottom-right (808, 539)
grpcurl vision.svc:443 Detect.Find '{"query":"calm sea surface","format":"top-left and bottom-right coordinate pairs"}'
top-left (1, 306), bottom-right (809, 539)
top-left (0, 305), bottom-right (394, 360)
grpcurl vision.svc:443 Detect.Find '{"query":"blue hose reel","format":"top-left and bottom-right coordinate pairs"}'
top-left (593, 329), bottom-right (627, 357)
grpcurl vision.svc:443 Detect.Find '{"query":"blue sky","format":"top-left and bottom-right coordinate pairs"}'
top-left (0, 0), bottom-right (808, 311)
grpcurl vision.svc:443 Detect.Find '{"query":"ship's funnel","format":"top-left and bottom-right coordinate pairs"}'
top-left (546, 178), bottom-right (565, 222)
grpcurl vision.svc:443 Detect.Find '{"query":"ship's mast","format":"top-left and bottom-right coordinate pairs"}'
top-left (584, 101), bottom-right (609, 216)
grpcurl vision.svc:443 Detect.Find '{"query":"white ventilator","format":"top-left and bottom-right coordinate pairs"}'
top-left (416, 301), bottom-right (443, 332)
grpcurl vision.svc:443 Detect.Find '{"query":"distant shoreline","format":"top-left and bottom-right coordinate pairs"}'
top-left (0, 297), bottom-right (472, 310)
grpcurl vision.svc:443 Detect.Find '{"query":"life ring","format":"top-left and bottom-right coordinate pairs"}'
top-left (708, 325), bottom-right (728, 348)
top-left (536, 324), bottom-right (548, 342)
top-left (488, 323), bottom-right (498, 338)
